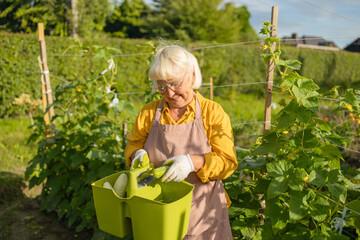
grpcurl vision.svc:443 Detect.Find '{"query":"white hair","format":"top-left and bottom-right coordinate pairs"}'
top-left (148, 45), bottom-right (202, 89)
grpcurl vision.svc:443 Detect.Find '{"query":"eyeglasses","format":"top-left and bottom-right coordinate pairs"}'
top-left (157, 79), bottom-right (184, 93)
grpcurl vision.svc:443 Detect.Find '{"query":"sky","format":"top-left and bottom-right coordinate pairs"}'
top-left (227, 0), bottom-right (360, 49)
top-left (143, 0), bottom-right (360, 49)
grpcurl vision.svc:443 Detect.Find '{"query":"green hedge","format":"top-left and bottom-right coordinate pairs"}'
top-left (1, 32), bottom-right (360, 117)
top-left (282, 47), bottom-right (360, 91)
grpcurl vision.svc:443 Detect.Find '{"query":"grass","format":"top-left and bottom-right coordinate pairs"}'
top-left (0, 116), bottom-right (37, 172)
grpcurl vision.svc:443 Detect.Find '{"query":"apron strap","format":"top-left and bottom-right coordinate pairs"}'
top-left (152, 99), bottom-right (164, 126)
top-left (195, 96), bottom-right (202, 120)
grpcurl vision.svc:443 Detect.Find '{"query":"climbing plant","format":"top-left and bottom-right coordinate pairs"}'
top-left (25, 45), bottom-right (137, 236)
top-left (225, 21), bottom-right (360, 240)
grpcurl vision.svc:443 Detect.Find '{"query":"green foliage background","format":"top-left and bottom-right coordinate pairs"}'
top-left (1, 32), bottom-right (360, 117)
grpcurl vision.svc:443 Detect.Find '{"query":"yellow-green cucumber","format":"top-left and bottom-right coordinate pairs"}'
top-left (152, 165), bottom-right (171, 179)
top-left (130, 152), bottom-right (150, 170)
top-left (113, 173), bottom-right (128, 198)
top-left (103, 181), bottom-right (113, 190)
top-left (141, 153), bottom-right (149, 167)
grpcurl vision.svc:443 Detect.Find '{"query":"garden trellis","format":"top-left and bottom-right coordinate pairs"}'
top-left (38, 23), bottom-right (55, 134)
top-left (35, 22), bottom-right (360, 158)
top-left (35, 19), bottom-right (360, 157)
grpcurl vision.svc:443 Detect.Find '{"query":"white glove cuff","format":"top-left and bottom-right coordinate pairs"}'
top-left (134, 149), bottom-right (147, 159)
top-left (185, 154), bottom-right (195, 172)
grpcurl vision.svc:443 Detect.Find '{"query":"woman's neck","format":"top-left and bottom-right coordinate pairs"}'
top-left (168, 94), bottom-right (194, 122)
top-left (169, 105), bottom-right (187, 122)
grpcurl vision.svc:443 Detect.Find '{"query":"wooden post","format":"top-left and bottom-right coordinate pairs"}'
top-left (37, 56), bottom-right (50, 127)
top-left (38, 23), bottom-right (55, 132)
top-left (70, 0), bottom-right (79, 38)
top-left (264, 6), bottom-right (278, 132)
top-left (122, 123), bottom-right (128, 149)
top-left (210, 77), bottom-right (213, 101)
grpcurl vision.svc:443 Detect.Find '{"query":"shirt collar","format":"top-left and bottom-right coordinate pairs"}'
top-left (163, 93), bottom-right (196, 113)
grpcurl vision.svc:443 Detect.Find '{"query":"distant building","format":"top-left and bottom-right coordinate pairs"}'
top-left (344, 38), bottom-right (360, 53)
top-left (282, 33), bottom-right (339, 51)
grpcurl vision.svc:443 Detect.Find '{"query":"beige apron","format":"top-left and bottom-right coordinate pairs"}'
top-left (144, 95), bottom-right (233, 240)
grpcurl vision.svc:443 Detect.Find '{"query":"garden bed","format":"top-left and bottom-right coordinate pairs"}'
top-left (0, 167), bottom-right (93, 240)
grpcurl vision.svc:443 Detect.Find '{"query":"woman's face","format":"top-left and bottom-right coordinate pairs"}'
top-left (157, 75), bottom-right (194, 109)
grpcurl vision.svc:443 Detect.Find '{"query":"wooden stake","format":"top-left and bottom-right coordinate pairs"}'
top-left (123, 123), bottom-right (127, 149)
top-left (37, 56), bottom-right (50, 127)
top-left (210, 77), bottom-right (213, 101)
top-left (264, 6), bottom-right (278, 132)
top-left (38, 23), bottom-right (55, 132)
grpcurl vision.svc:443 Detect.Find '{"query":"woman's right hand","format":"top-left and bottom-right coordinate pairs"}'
top-left (161, 154), bottom-right (194, 182)
top-left (130, 149), bottom-right (149, 169)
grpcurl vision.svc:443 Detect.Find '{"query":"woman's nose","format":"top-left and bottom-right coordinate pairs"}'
top-left (165, 87), bottom-right (175, 97)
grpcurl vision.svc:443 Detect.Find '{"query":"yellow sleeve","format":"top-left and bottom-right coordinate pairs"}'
top-left (196, 97), bottom-right (238, 183)
top-left (124, 100), bottom-right (159, 166)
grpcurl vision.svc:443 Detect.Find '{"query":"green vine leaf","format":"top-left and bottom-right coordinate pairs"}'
top-left (309, 168), bottom-right (328, 187)
top-left (347, 200), bottom-right (360, 231)
top-left (294, 128), bottom-right (320, 149)
top-left (267, 160), bottom-right (293, 178)
top-left (264, 200), bottom-right (289, 232)
top-left (289, 190), bottom-right (308, 221)
top-left (276, 100), bottom-right (298, 128)
top-left (238, 156), bottom-right (267, 170)
top-left (287, 168), bottom-right (307, 191)
top-left (252, 132), bottom-right (281, 155)
top-left (267, 177), bottom-right (288, 199)
top-left (344, 89), bottom-right (358, 106)
top-left (328, 182), bottom-right (347, 204)
top-left (320, 145), bottom-right (344, 163)
top-left (309, 196), bottom-right (330, 222)
top-left (276, 59), bottom-right (302, 70)
top-left (264, 37), bottom-right (280, 44)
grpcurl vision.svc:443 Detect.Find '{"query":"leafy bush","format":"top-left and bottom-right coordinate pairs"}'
top-left (224, 22), bottom-right (360, 239)
top-left (25, 45), bottom-right (139, 237)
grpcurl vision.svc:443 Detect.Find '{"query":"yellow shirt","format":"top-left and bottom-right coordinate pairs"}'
top-left (124, 91), bottom-right (238, 183)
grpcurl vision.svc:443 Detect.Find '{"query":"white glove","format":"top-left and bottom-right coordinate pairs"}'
top-left (162, 154), bottom-right (194, 182)
top-left (130, 149), bottom-right (149, 169)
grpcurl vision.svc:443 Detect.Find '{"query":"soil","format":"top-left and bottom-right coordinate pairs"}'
top-left (0, 167), bottom-right (93, 240)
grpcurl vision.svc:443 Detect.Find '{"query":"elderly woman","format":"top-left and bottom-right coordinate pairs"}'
top-left (124, 45), bottom-right (237, 240)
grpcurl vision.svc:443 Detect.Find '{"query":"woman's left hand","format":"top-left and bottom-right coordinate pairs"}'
top-left (162, 154), bottom-right (194, 182)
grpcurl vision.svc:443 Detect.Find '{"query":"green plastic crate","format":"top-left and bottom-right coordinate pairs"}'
top-left (91, 166), bottom-right (194, 240)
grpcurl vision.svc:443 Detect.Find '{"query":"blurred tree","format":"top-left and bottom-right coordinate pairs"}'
top-left (0, 0), bottom-right (257, 42)
top-left (70, 0), bottom-right (79, 38)
top-left (104, 0), bottom-right (150, 38)
top-left (0, 0), bottom-right (23, 32)
top-left (234, 4), bottom-right (258, 41)
top-left (141, 0), bottom-right (258, 43)
top-left (0, 0), bottom-right (70, 36)
top-left (0, 0), bottom-right (111, 37)
top-left (77, 0), bottom-right (111, 38)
